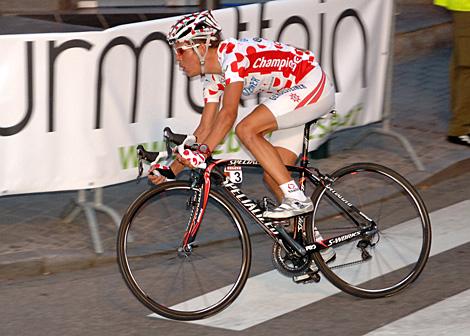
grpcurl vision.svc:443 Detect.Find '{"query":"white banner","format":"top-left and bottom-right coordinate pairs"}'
top-left (0, 0), bottom-right (392, 196)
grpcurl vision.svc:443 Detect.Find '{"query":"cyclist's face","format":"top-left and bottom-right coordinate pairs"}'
top-left (173, 42), bottom-right (202, 77)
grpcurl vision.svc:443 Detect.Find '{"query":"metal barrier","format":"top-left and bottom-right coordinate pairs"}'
top-left (62, 188), bottom-right (121, 254)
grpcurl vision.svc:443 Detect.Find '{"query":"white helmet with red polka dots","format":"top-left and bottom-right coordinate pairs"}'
top-left (167, 10), bottom-right (222, 46)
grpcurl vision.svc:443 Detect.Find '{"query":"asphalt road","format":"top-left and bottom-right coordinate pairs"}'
top-left (1, 170), bottom-right (469, 336)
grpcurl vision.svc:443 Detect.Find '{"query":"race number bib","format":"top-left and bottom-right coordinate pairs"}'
top-left (224, 166), bottom-right (243, 183)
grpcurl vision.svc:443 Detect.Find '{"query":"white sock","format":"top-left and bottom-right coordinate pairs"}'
top-left (279, 180), bottom-right (307, 201)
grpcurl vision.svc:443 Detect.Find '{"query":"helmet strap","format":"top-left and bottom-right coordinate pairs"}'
top-left (191, 37), bottom-right (212, 76)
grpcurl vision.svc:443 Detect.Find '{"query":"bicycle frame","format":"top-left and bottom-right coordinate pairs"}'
top-left (120, 117), bottom-right (431, 319)
top-left (181, 117), bottom-right (377, 258)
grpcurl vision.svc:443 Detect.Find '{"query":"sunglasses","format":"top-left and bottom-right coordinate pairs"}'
top-left (173, 43), bottom-right (200, 56)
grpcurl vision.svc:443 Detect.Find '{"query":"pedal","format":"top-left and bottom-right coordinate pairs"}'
top-left (292, 271), bottom-right (321, 284)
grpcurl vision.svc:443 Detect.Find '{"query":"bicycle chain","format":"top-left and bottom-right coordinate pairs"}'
top-left (328, 241), bottom-right (375, 270)
top-left (329, 258), bottom-right (367, 270)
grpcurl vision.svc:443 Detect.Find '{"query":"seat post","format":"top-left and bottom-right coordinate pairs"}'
top-left (300, 120), bottom-right (315, 168)
top-left (300, 110), bottom-right (336, 167)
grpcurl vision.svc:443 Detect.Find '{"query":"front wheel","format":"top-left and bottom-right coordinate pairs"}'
top-left (307, 163), bottom-right (431, 298)
top-left (117, 181), bottom-right (252, 320)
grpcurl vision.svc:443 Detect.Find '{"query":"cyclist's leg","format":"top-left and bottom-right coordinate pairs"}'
top-left (262, 146), bottom-right (298, 202)
top-left (261, 69), bottom-right (334, 175)
top-left (235, 105), bottom-right (292, 186)
top-left (240, 72), bottom-right (333, 218)
top-left (236, 66), bottom-right (333, 179)
top-left (236, 107), bottom-right (314, 220)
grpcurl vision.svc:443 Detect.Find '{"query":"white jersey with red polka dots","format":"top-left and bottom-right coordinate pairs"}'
top-left (203, 37), bottom-right (320, 104)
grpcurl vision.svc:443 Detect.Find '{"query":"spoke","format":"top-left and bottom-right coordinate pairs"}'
top-left (152, 256), bottom-right (178, 280)
top-left (351, 174), bottom-right (365, 210)
top-left (376, 199), bottom-right (384, 224)
top-left (160, 257), bottom-right (187, 306)
top-left (347, 258), bottom-right (363, 284)
top-left (186, 257), bottom-right (212, 310)
top-left (189, 253), bottom-right (234, 280)
top-left (379, 234), bottom-right (421, 265)
top-left (372, 248), bottom-right (389, 281)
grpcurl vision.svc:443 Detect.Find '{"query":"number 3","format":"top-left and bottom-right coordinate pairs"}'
top-left (234, 172), bottom-right (242, 183)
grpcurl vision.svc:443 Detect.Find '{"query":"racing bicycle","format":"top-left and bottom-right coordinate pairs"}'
top-left (116, 114), bottom-right (432, 321)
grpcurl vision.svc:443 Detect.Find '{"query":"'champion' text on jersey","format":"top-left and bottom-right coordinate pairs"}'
top-left (203, 37), bottom-right (319, 104)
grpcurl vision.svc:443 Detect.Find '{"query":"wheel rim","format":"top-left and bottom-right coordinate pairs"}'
top-left (311, 164), bottom-right (431, 296)
top-left (118, 183), bottom-right (250, 319)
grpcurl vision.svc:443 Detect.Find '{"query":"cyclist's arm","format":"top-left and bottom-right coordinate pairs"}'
top-left (193, 102), bottom-right (220, 143)
top-left (201, 82), bottom-right (243, 152)
top-left (150, 83), bottom-right (241, 182)
top-left (150, 101), bottom-right (220, 183)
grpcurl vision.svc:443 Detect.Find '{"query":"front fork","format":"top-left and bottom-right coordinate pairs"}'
top-left (180, 171), bottom-right (205, 253)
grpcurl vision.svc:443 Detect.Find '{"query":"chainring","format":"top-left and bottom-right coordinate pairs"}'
top-left (272, 242), bottom-right (310, 277)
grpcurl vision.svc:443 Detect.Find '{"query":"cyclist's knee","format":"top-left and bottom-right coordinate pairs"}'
top-left (235, 121), bottom-right (256, 143)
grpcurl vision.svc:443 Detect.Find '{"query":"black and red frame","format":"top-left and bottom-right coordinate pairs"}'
top-left (178, 117), bottom-right (378, 258)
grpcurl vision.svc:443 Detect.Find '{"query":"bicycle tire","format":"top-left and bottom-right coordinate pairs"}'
top-left (117, 181), bottom-right (252, 320)
top-left (307, 163), bottom-right (431, 298)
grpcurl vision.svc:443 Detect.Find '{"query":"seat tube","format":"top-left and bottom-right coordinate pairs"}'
top-left (300, 122), bottom-right (313, 168)
top-left (299, 122), bottom-right (313, 191)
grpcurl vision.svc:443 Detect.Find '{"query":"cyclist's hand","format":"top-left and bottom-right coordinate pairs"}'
top-left (147, 164), bottom-right (176, 185)
top-left (177, 145), bottom-right (208, 169)
top-left (148, 173), bottom-right (167, 185)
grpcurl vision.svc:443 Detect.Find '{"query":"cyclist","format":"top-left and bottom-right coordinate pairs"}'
top-left (150, 10), bottom-right (335, 220)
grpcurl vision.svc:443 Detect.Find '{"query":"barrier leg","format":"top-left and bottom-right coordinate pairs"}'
top-left (92, 188), bottom-right (122, 229)
top-left (62, 190), bottom-right (86, 224)
top-left (83, 204), bottom-right (104, 254)
top-left (61, 188), bottom-right (121, 254)
top-left (349, 128), bottom-right (426, 171)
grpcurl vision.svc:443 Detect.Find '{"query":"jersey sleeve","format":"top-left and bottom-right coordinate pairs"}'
top-left (219, 40), bottom-right (250, 85)
top-left (202, 74), bottom-right (225, 104)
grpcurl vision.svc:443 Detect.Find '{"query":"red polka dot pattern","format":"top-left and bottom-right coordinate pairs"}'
top-left (226, 43), bottom-right (235, 54)
top-left (246, 46), bottom-right (256, 54)
top-left (203, 37), bottom-right (318, 103)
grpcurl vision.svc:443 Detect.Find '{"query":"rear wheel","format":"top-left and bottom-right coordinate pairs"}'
top-left (117, 181), bottom-right (251, 320)
top-left (307, 163), bottom-right (431, 298)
